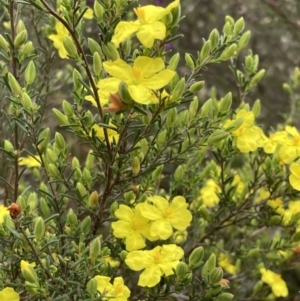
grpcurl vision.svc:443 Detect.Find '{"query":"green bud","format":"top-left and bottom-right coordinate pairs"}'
top-left (189, 96), bottom-right (199, 118)
top-left (94, 0), bottom-right (104, 20)
top-left (73, 68), bottom-right (83, 91)
top-left (207, 130), bottom-right (229, 144)
top-left (87, 278), bottom-right (98, 297)
top-left (102, 42), bottom-right (119, 61)
top-left (89, 236), bottom-right (101, 261)
top-left (21, 260), bottom-right (38, 283)
top-left (140, 138), bottom-right (149, 155)
top-left (45, 148), bottom-right (58, 164)
top-left (223, 22), bottom-right (232, 35)
top-left (14, 30), bottom-right (27, 47)
top-left (247, 248), bottom-right (260, 258)
top-left (152, 165), bottom-right (163, 181)
top-left (63, 37), bottom-right (77, 58)
top-left (204, 253), bottom-right (216, 273)
top-left (72, 157), bottom-right (80, 170)
top-left (169, 2), bottom-right (181, 28)
top-left (0, 34), bottom-right (9, 52)
top-left (189, 81), bottom-right (204, 93)
top-left (62, 100), bottom-right (74, 117)
top-left (224, 117), bottom-right (244, 131)
top-left (55, 132), bottom-right (66, 151)
top-left (252, 280), bottom-right (263, 294)
top-left (269, 215), bottom-right (282, 225)
top-left (118, 81), bottom-right (133, 104)
top-left (21, 92), bottom-right (32, 109)
top-left (199, 205), bottom-right (210, 219)
top-left (24, 282), bottom-right (39, 294)
top-left (119, 250), bottom-right (128, 261)
top-left (88, 38), bottom-right (103, 55)
top-left (22, 41), bottom-right (35, 58)
top-left (236, 30), bottom-right (251, 53)
top-left (17, 20), bottom-right (26, 34)
top-left (248, 69), bottom-right (266, 88)
top-left (252, 54), bottom-right (259, 72)
top-left (199, 40), bottom-right (211, 63)
top-left (40, 198), bottom-right (51, 218)
top-left (48, 163), bottom-right (60, 178)
top-left (283, 83), bottom-right (292, 94)
top-left (200, 98), bottom-right (215, 118)
top-left (37, 128), bottom-right (50, 151)
top-left (4, 140), bottom-right (14, 152)
top-left (110, 200), bottom-right (119, 215)
top-left (220, 44), bottom-right (237, 61)
top-left (80, 216), bottom-right (91, 235)
top-left (252, 99), bottom-right (261, 117)
top-left (34, 216), bottom-right (45, 240)
top-left (77, 182), bottom-right (87, 199)
top-left (93, 52), bottom-right (102, 76)
top-left (17, 196), bottom-right (26, 211)
top-left (174, 165), bottom-right (184, 181)
top-left (209, 267), bottom-right (223, 284)
top-left (185, 53), bottom-right (195, 69)
top-left (234, 17), bottom-right (245, 34)
top-left (189, 246), bottom-right (204, 269)
top-left (215, 293), bottom-right (234, 301)
top-left (172, 78), bottom-right (186, 101)
top-left (67, 208), bottom-right (78, 225)
top-left (245, 55), bottom-right (253, 72)
top-left (225, 15), bottom-right (235, 25)
top-left (168, 53), bottom-right (180, 70)
top-left (166, 107), bottom-right (177, 127)
top-left (176, 262), bottom-right (188, 278)
top-left (157, 129), bottom-right (167, 148)
top-left (8, 72), bottom-right (22, 96)
top-left (52, 108), bottom-right (69, 125)
top-left (85, 151), bottom-right (95, 170)
top-left (88, 191), bottom-right (99, 208)
top-left (219, 92), bottom-right (232, 112)
top-left (132, 156), bottom-right (140, 176)
top-left (25, 61), bottom-right (36, 85)
top-left (208, 29), bottom-right (219, 50)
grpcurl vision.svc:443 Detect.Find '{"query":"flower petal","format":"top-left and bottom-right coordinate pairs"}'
top-left (0, 287), bottom-right (20, 301)
top-left (139, 203), bottom-right (162, 220)
top-left (138, 266), bottom-right (162, 287)
top-left (111, 220), bottom-right (132, 238)
top-left (136, 22), bottom-right (166, 48)
top-left (125, 250), bottom-right (153, 270)
top-left (134, 56), bottom-right (164, 78)
top-left (125, 231), bottom-right (146, 251)
top-left (115, 205), bottom-right (134, 221)
top-left (112, 21), bottom-right (141, 47)
top-left (141, 69), bottom-right (175, 89)
top-left (150, 219), bottom-right (173, 239)
top-left (127, 84), bottom-right (153, 104)
top-left (103, 59), bottom-right (133, 82)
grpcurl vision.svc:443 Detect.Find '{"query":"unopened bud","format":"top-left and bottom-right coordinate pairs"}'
top-left (63, 37), bottom-right (77, 58)
top-left (168, 53), bottom-right (180, 70)
top-left (37, 128), bottom-right (50, 151)
top-left (207, 130), bottom-right (229, 144)
top-left (0, 34), bottom-right (9, 52)
top-left (14, 30), bottom-right (27, 47)
top-left (21, 260), bottom-right (38, 283)
top-left (220, 44), bottom-right (237, 61)
top-left (52, 108), bottom-right (68, 125)
top-left (199, 40), bottom-right (211, 63)
top-left (118, 81), bottom-right (133, 104)
top-left (93, 52), bottom-right (102, 76)
top-left (87, 278), bottom-right (98, 296)
top-left (88, 38), bottom-right (102, 55)
top-left (67, 208), bottom-right (78, 225)
top-left (252, 99), bottom-right (261, 117)
top-left (172, 78), bottom-right (186, 101)
top-left (4, 140), bottom-right (14, 152)
top-left (132, 156), bottom-right (140, 176)
top-left (185, 53), bottom-right (195, 69)
top-left (48, 163), bottom-right (60, 178)
top-left (40, 198), bottom-right (51, 218)
top-left (8, 72), bottom-right (22, 96)
top-left (248, 69), bottom-right (265, 88)
top-left (176, 262), bottom-right (188, 278)
top-left (234, 17), bottom-right (244, 34)
top-left (88, 191), bottom-right (99, 208)
top-left (102, 42), bottom-right (119, 61)
top-left (21, 92), bottom-right (32, 109)
top-left (189, 246), bottom-right (204, 269)
top-left (34, 216), bottom-right (45, 240)
top-left (215, 293), bottom-right (234, 301)
top-left (62, 100), bottom-right (74, 117)
top-left (174, 165), bottom-right (184, 181)
top-left (166, 107), bottom-right (177, 127)
top-left (209, 267), bottom-right (223, 284)
top-left (55, 132), bottom-right (66, 151)
top-left (189, 81), bottom-right (204, 93)
top-left (25, 61), bottom-right (36, 85)
top-left (89, 236), bottom-right (101, 261)
top-left (152, 165), bottom-right (163, 181)
top-left (80, 216), bottom-right (91, 235)
top-left (208, 29), bottom-right (219, 50)
top-left (223, 22), bottom-right (232, 35)
top-left (94, 1), bottom-right (104, 20)
top-left (236, 31), bottom-right (251, 53)
top-left (219, 92), bottom-right (232, 112)
top-left (157, 129), bottom-right (167, 148)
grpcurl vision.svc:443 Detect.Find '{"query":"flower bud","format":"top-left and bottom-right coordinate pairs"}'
top-left (168, 53), bottom-right (180, 70)
top-left (45, 148), bottom-right (58, 164)
top-left (37, 128), bottom-right (50, 151)
top-left (77, 182), bottom-right (87, 199)
top-left (14, 30), bottom-right (27, 47)
top-left (67, 208), bottom-right (78, 225)
top-left (223, 22), bottom-right (232, 35)
top-left (200, 98), bottom-right (214, 118)
top-left (215, 293), bottom-right (234, 301)
top-left (185, 53), bottom-right (195, 69)
top-left (220, 44), bottom-right (237, 61)
top-left (21, 92), bottom-right (32, 109)
top-left (110, 200), bottom-right (119, 215)
top-left (166, 107), bottom-right (177, 127)
top-left (207, 130), bottom-right (229, 144)
top-left (209, 267), bottom-right (223, 284)
top-left (34, 216), bottom-right (45, 240)
top-left (52, 108), bottom-right (68, 125)
top-left (202, 253), bottom-right (216, 275)
top-left (80, 216), bottom-right (91, 235)
top-left (89, 236), bottom-right (101, 261)
top-left (0, 34), bottom-right (9, 52)
top-left (88, 191), bottom-right (99, 208)
top-left (132, 156), bottom-right (140, 176)
top-left (88, 38), bottom-right (102, 55)
top-left (62, 100), bottom-right (74, 117)
top-left (48, 163), bottom-right (60, 178)
top-left (94, 0), bottom-right (104, 20)
top-left (219, 92), bottom-right (232, 112)
top-left (252, 99), bottom-right (261, 118)
top-left (102, 42), bottom-right (119, 61)
top-left (55, 132), bottom-right (66, 151)
top-left (8, 72), bottom-right (22, 96)
top-left (16, 20), bottom-right (26, 34)
top-left (4, 140), bottom-right (14, 152)
top-left (25, 61), bottom-right (36, 85)
top-left (236, 30), bottom-right (251, 53)
top-left (152, 165), bottom-right (163, 181)
top-left (252, 280), bottom-right (263, 294)
top-left (224, 117), bottom-right (244, 132)
top-left (87, 278), bottom-right (98, 296)
top-left (21, 260), bottom-right (38, 283)
top-left (225, 15), bottom-right (234, 25)
top-left (174, 165), bottom-right (184, 181)
top-left (157, 129), bottom-right (167, 148)
top-left (234, 17), bottom-right (244, 34)
top-left (208, 28), bottom-right (219, 50)
top-left (63, 37), bottom-right (77, 58)
top-left (93, 52), bottom-right (102, 76)
top-left (24, 281), bottom-right (39, 294)
top-left (21, 41), bottom-right (35, 58)
top-left (40, 198), bottom-right (51, 218)
top-left (176, 262), bottom-right (188, 278)
top-left (189, 246), bottom-right (204, 269)
top-left (118, 81), bottom-right (133, 104)
top-left (119, 250), bottom-right (128, 261)
top-left (248, 69), bottom-right (265, 88)
top-left (172, 78), bottom-right (186, 101)
top-left (199, 40), bottom-right (211, 63)
top-left (189, 81), bottom-right (204, 93)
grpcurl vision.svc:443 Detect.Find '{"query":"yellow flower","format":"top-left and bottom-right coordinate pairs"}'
top-left (139, 195), bottom-right (192, 240)
top-left (224, 110), bottom-right (264, 153)
top-left (200, 179), bottom-right (221, 208)
top-left (125, 244), bottom-right (184, 287)
top-left (0, 287), bottom-right (19, 301)
top-left (112, 0), bottom-right (179, 48)
top-left (99, 57), bottom-right (175, 105)
top-left (105, 257), bottom-right (120, 268)
top-left (260, 268), bottom-right (288, 297)
top-left (83, 8), bottom-right (93, 19)
top-left (19, 155), bottom-right (41, 168)
top-left (218, 253), bottom-right (237, 275)
top-left (90, 123), bottom-right (119, 143)
top-left (0, 205), bottom-right (9, 223)
top-left (255, 188), bottom-right (270, 203)
top-left (111, 204), bottom-right (157, 251)
top-left (289, 162), bottom-right (300, 191)
top-left (263, 133), bottom-right (278, 154)
top-left (93, 276), bottom-right (130, 301)
top-left (48, 21), bottom-right (70, 59)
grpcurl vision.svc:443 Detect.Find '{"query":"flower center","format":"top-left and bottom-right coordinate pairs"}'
top-left (132, 218), bottom-right (141, 230)
top-left (293, 135), bottom-right (300, 145)
top-left (134, 7), bottom-right (146, 21)
top-left (114, 284), bottom-right (123, 295)
top-left (164, 207), bottom-right (172, 217)
top-left (132, 67), bottom-right (141, 83)
top-left (153, 251), bottom-right (161, 263)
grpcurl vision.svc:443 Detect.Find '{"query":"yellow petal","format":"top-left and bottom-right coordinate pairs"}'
top-left (140, 69), bottom-right (175, 89)
top-left (138, 266), bottom-right (162, 287)
top-left (125, 231), bottom-right (146, 251)
top-left (103, 59), bottom-right (133, 82)
top-left (136, 22), bottom-right (166, 48)
top-left (134, 56), bottom-right (164, 78)
top-left (0, 287), bottom-right (20, 301)
top-left (127, 84), bottom-right (153, 104)
top-left (150, 219), bottom-right (173, 239)
top-left (112, 21), bottom-right (141, 47)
